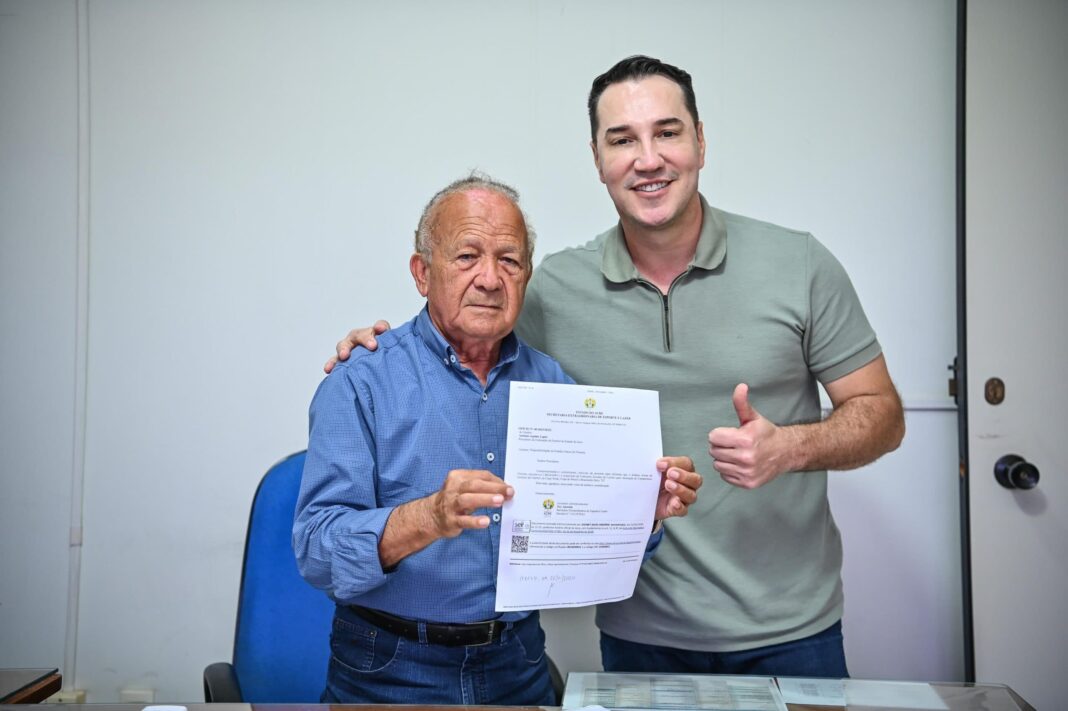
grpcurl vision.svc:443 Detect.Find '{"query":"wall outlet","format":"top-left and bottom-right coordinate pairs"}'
top-left (120, 688), bottom-right (156, 703)
top-left (47, 689), bottom-right (87, 703)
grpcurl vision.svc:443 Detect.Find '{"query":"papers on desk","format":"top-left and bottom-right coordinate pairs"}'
top-left (843, 680), bottom-right (948, 710)
top-left (494, 382), bottom-right (662, 612)
top-left (562, 672), bottom-right (788, 711)
top-left (563, 674), bottom-right (965, 711)
top-left (775, 677), bottom-right (846, 706)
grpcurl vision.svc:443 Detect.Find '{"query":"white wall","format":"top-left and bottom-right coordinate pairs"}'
top-left (0, 0), bottom-right (79, 671)
top-left (0, 0), bottom-right (961, 701)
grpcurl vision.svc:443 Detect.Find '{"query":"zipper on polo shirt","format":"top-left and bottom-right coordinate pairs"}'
top-left (637, 267), bottom-right (692, 353)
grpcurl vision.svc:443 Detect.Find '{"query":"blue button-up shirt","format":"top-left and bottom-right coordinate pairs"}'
top-left (294, 307), bottom-right (589, 623)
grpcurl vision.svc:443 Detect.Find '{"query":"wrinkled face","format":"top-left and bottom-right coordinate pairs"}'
top-left (591, 75), bottom-right (705, 233)
top-left (411, 189), bottom-right (531, 349)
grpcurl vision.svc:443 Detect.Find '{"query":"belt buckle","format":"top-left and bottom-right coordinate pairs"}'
top-left (469, 621), bottom-right (499, 647)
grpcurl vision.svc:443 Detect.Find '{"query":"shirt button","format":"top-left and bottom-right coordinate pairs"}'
top-left (492, 513), bottom-right (501, 523)
top-left (482, 393), bottom-right (488, 402)
top-left (449, 354), bottom-right (457, 363)
top-left (486, 452), bottom-right (495, 462)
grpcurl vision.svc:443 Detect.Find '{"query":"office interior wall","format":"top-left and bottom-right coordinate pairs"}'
top-left (0, 0), bottom-right (79, 671)
top-left (0, 0), bottom-right (960, 700)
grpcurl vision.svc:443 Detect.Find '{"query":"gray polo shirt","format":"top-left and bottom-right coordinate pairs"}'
top-left (515, 194), bottom-right (881, 651)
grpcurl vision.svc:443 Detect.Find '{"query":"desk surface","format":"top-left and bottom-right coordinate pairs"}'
top-left (6, 682), bottom-right (1034, 711)
top-left (0, 669), bottom-right (62, 704)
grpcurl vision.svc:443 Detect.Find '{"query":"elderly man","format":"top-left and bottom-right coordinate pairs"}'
top-left (330, 57), bottom-right (905, 679)
top-left (294, 173), bottom-right (702, 705)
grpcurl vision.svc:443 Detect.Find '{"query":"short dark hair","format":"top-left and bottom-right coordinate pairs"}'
top-left (587, 55), bottom-right (699, 142)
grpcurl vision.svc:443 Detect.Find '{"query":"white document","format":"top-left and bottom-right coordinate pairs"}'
top-left (844, 680), bottom-right (948, 710)
top-left (562, 672), bottom-right (788, 711)
top-left (775, 677), bottom-right (846, 706)
top-left (494, 382), bottom-right (662, 611)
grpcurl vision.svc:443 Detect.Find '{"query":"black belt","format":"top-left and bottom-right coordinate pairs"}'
top-left (349, 605), bottom-right (506, 647)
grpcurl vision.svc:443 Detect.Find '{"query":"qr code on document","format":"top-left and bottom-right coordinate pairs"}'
top-left (510, 535), bottom-right (529, 553)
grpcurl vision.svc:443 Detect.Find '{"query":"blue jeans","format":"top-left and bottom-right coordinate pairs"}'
top-left (322, 605), bottom-right (556, 705)
top-left (600, 620), bottom-right (849, 678)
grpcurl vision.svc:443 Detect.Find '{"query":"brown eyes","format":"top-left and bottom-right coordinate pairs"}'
top-left (611, 131), bottom-right (680, 146)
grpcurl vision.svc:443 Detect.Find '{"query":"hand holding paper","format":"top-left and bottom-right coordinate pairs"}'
top-left (379, 468), bottom-right (514, 568)
top-left (655, 455), bottom-right (703, 520)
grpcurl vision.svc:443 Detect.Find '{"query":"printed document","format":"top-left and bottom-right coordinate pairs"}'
top-left (561, 672), bottom-right (788, 711)
top-left (494, 382), bottom-right (662, 611)
top-left (775, 677), bottom-right (845, 706)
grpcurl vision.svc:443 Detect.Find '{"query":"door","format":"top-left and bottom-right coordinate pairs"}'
top-left (965, 2), bottom-right (1068, 709)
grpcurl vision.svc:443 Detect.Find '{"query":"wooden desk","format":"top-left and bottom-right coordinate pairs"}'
top-left (0, 669), bottom-right (61, 704)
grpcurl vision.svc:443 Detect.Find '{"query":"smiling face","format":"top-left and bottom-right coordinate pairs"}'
top-left (410, 189), bottom-right (531, 352)
top-left (591, 75), bottom-right (706, 235)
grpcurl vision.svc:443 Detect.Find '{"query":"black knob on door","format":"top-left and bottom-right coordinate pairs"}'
top-left (994, 454), bottom-right (1040, 490)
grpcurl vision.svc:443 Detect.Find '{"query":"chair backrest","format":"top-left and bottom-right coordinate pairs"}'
top-left (231, 450), bottom-right (334, 702)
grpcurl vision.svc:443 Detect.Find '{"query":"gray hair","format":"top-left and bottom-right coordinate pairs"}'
top-left (414, 171), bottom-right (536, 268)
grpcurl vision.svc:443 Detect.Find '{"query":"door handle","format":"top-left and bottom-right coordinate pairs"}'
top-left (994, 454), bottom-right (1040, 490)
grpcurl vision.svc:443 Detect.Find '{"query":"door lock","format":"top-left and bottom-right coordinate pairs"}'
top-left (984, 377), bottom-right (1005, 405)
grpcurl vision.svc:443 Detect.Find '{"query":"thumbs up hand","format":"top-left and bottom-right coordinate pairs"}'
top-left (731, 382), bottom-right (761, 425)
top-left (708, 383), bottom-right (790, 489)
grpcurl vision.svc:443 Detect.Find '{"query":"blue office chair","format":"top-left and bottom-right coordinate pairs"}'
top-left (203, 449), bottom-right (566, 703)
top-left (203, 450), bottom-right (334, 702)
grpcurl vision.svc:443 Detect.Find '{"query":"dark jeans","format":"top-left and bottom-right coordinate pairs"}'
top-left (600, 620), bottom-right (850, 678)
top-left (323, 605), bottom-right (555, 705)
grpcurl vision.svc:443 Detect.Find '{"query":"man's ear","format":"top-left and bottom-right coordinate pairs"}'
top-left (591, 140), bottom-right (606, 184)
top-left (410, 253), bottom-right (430, 297)
top-left (696, 120), bottom-right (706, 169)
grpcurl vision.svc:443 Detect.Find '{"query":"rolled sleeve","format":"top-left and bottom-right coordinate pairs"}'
top-left (292, 364), bottom-right (395, 601)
